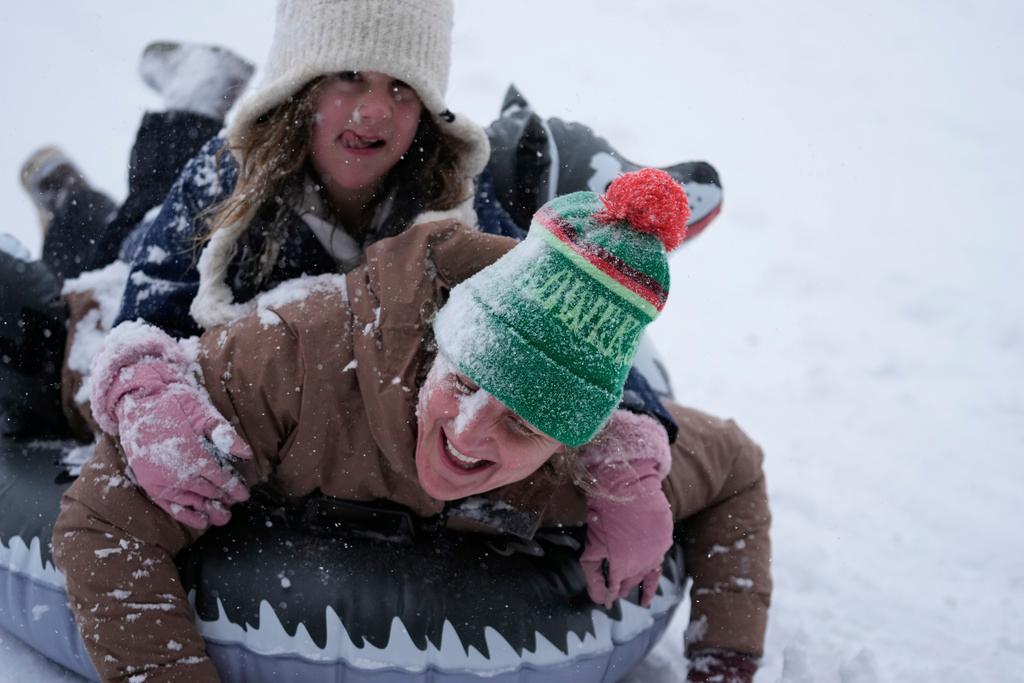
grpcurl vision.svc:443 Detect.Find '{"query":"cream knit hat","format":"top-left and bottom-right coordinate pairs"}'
top-left (193, 0), bottom-right (490, 329)
top-left (227, 0), bottom-right (488, 178)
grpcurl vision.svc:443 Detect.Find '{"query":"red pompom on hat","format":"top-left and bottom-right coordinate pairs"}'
top-left (597, 168), bottom-right (691, 252)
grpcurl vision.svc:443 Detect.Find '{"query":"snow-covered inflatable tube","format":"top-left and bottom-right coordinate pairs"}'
top-left (0, 437), bottom-right (687, 682)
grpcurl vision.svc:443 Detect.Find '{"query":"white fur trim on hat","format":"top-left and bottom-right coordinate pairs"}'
top-left (231, 0), bottom-right (451, 131)
top-left (227, 0), bottom-right (489, 165)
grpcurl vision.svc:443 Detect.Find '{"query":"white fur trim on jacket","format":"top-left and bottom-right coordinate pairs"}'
top-left (191, 187), bottom-right (480, 330)
top-left (411, 176), bottom-right (480, 228)
top-left (189, 207), bottom-right (261, 329)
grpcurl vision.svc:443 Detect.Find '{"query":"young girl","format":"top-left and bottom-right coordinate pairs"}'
top-left (114, 0), bottom-right (494, 339)
top-left (54, 171), bottom-right (770, 683)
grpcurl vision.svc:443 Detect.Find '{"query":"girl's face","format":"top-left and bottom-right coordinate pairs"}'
top-left (415, 358), bottom-right (564, 501)
top-left (309, 71), bottom-right (423, 196)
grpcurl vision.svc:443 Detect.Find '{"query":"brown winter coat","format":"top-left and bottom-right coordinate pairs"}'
top-left (52, 221), bottom-right (771, 682)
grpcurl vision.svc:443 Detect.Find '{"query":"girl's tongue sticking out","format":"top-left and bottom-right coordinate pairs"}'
top-left (341, 130), bottom-right (385, 153)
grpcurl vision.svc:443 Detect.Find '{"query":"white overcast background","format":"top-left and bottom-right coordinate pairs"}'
top-left (1, 2), bottom-right (1022, 681)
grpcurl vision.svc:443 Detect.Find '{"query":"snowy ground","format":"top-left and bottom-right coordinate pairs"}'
top-left (2, 1), bottom-right (1023, 681)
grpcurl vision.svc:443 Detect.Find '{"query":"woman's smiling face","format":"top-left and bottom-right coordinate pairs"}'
top-left (415, 356), bottom-right (564, 501)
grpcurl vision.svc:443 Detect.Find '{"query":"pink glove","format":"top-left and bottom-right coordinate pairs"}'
top-left (577, 410), bottom-right (673, 609)
top-left (91, 322), bottom-right (253, 530)
top-left (687, 650), bottom-right (758, 683)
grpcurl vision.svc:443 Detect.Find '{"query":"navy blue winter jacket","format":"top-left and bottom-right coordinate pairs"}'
top-left (115, 137), bottom-right (676, 440)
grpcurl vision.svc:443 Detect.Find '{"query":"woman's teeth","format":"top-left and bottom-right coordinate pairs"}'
top-left (445, 439), bottom-right (487, 469)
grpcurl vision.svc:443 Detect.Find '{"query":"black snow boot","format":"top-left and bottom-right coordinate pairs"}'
top-left (19, 146), bottom-right (89, 237)
top-left (138, 41), bottom-right (255, 120)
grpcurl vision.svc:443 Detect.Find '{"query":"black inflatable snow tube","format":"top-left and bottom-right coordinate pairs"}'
top-left (0, 438), bottom-right (686, 682)
top-left (0, 250), bottom-right (68, 437)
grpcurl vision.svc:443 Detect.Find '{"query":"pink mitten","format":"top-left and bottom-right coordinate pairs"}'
top-left (91, 322), bottom-right (253, 530)
top-left (577, 410), bottom-right (673, 608)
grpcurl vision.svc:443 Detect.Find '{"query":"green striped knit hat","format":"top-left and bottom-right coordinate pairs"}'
top-left (433, 168), bottom-right (690, 446)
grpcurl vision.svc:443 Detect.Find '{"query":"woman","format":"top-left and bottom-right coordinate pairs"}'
top-left (53, 171), bottom-right (770, 682)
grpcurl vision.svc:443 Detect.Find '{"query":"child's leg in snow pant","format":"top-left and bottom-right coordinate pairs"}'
top-left (52, 435), bottom-right (222, 683)
top-left (45, 111), bottom-right (223, 278)
top-left (660, 401), bottom-right (772, 659)
top-left (96, 111), bottom-right (222, 267)
top-left (40, 180), bottom-right (119, 283)
top-left (26, 111), bottom-right (220, 438)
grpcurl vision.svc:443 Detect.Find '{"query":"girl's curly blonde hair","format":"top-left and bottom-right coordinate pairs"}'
top-left (202, 77), bottom-right (471, 247)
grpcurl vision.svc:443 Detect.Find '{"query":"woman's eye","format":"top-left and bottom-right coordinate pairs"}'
top-left (452, 376), bottom-right (474, 395)
top-left (508, 417), bottom-right (535, 437)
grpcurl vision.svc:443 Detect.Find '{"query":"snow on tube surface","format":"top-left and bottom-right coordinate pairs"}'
top-left (0, 437), bottom-right (687, 682)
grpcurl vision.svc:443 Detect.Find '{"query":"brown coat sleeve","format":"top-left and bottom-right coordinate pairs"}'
top-left (661, 401), bottom-right (772, 658)
top-left (521, 401), bottom-right (771, 657)
top-left (52, 436), bottom-right (221, 682)
top-left (52, 308), bottom-right (308, 682)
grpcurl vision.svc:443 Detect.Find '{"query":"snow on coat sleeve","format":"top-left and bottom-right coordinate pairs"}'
top-left (662, 402), bottom-right (772, 659)
top-left (51, 310), bottom-right (303, 682)
top-left (194, 307), bottom-right (305, 483)
top-left (115, 137), bottom-right (239, 339)
top-left (531, 400), bottom-right (771, 658)
top-left (52, 435), bottom-right (224, 682)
